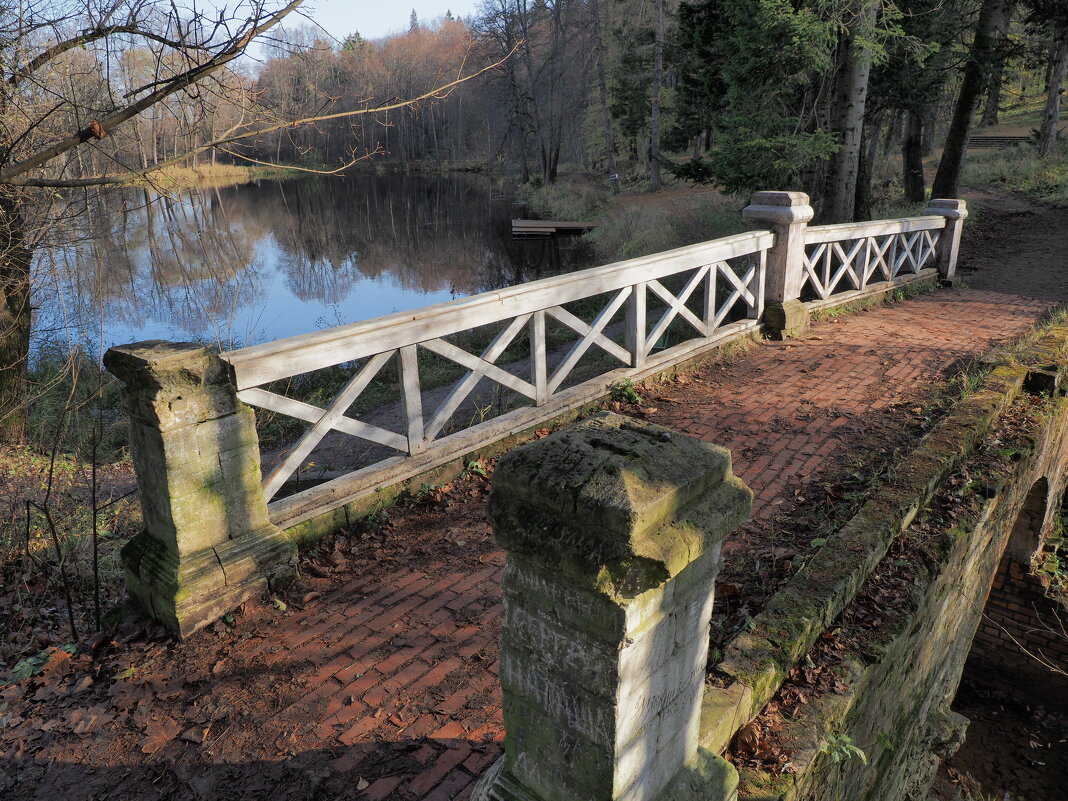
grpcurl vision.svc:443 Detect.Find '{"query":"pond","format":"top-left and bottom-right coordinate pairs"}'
top-left (32, 173), bottom-right (587, 355)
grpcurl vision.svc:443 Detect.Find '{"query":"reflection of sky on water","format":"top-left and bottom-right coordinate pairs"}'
top-left (34, 175), bottom-right (582, 353)
top-left (109, 234), bottom-right (459, 349)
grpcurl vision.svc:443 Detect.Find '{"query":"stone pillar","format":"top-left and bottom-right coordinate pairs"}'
top-left (104, 341), bottom-right (296, 638)
top-left (923, 198), bottom-right (968, 281)
top-left (473, 412), bottom-right (752, 801)
top-left (742, 191), bottom-right (814, 338)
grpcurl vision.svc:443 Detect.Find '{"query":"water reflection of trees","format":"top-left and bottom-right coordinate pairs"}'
top-left (33, 187), bottom-right (269, 349)
top-left (35, 175), bottom-right (584, 349)
top-left (219, 175), bottom-right (580, 302)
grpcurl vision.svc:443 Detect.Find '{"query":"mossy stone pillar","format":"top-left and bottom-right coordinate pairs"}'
top-left (104, 340), bottom-right (296, 638)
top-left (923, 198), bottom-right (968, 281)
top-left (473, 412), bottom-right (752, 801)
top-left (742, 191), bottom-right (814, 338)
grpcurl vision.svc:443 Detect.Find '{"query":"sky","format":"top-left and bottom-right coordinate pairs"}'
top-left (295, 0), bottom-right (482, 41)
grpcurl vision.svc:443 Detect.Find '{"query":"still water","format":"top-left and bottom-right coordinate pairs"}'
top-left (35, 174), bottom-right (585, 353)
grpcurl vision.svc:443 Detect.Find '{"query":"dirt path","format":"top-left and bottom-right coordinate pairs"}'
top-left (2, 192), bottom-right (1067, 801)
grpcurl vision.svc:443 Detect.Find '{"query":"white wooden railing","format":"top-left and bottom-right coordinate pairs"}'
top-left (802, 217), bottom-right (944, 300)
top-left (222, 231), bottom-right (772, 527)
top-left (212, 192), bottom-right (966, 530)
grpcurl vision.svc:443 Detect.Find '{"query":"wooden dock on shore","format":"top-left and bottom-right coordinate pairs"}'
top-left (512, 219), bottom-right (597, 236)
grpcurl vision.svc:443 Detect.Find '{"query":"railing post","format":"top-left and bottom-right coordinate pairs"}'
top-left (626, 282), bottom-right (647, 369)
top-left (530, 310), bottom-right (549, 405)
top-left (923, 198), bottom-right (968, 281)
top-left (399, 344), bottom-right (425, 453)
top-left (742, 190), bottom-right (814, 338)
top-left (473, 412), bottom-right (752, 801)
top-left (104, 341), bottom-right (296, 638)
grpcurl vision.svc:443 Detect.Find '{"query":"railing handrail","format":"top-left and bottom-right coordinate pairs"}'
top-left (221, 229), bottom-right (775, 390)
top-left (804, 215), bottom-right (946, 245)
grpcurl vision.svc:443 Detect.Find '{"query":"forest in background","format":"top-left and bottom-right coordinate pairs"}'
top-left (19, 0), bottom-right (1068, 225)
top-left (216, 0), bottom-right (1068, 221)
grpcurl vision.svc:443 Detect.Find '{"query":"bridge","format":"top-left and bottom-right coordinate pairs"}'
top-left (4, 191), bottom-right (1067, 800)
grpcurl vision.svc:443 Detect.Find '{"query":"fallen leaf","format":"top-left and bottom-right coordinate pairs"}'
top-left (140, 717), bottom-right (181, 754)
top-left (272, 598), bottom-right (287, 612)
top-left (39, 648), bottom-right (73, 678)
top-left (66, 675), bottom-right (94, 695)
top-left (32, 685), bottom-right (58, 702)
top-left (302, 591), bottom-right (323, 604)
top-left (179, 726), bottom-right (212, 747)
top-left (356, 778), bottom-right (370, 791)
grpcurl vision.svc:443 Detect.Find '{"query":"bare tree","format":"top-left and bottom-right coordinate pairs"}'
top-left (0, 1), bottom-right (508, 440)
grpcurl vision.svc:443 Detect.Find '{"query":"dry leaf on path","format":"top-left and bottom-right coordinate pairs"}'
top-left (140, 717), bottom-right (181, 754)
top-left (181, 725), bottom-right (211, 744)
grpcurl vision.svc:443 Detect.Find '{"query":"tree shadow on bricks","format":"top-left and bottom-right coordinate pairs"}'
top-left (0, 735), bottom-right (501, 801)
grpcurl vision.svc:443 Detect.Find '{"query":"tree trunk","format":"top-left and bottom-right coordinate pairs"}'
top-left (649, 0), bottom-right (664, 190)
top-left (854, 120), bottom-right (875, 221)
top-left (1038, 37), bottom-right (1068, 157)
top-left (922, 102), bottom-right (938, 156)
top-left (932, 0), bottom-right (1013, 198)
top-left (826, 0), bottom-right (878, 223)
top-left (591, 0), bottom-right (620, 194)
top-left (902, 109), bottom-right (926, 203)
top-left (0, 193), bottom-right (32, 443)
top-left (979, 1), bottom-right (1012, 127)
top-left (980, 64), bottom-right (1005, 127)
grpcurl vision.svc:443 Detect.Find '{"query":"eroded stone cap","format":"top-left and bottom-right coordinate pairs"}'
top-left (104, 340), bottom-right (233, 394)
top-left (496, 412), bottom-right (745, 553)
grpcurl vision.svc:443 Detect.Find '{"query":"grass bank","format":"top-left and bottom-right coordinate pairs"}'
top-left (142, 163), bottom-right (301, 190)
top-left (962, 140), bottom-right (1068, 206)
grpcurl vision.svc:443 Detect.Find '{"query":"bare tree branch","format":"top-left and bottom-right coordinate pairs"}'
top-left (0, 0), bottom-right (305, 184)
top-left (0, 43), bottom-right (519, 187)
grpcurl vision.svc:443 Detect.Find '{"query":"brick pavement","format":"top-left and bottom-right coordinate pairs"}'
top-left (237, 200), bottom-right (1066, 799)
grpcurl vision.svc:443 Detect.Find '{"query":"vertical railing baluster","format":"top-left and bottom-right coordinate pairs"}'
top-left (749, 250), bottom-right (766, 320)
top-left (530, 311), bottom-right (548, 405)
top-left (626, 282), bottom-right (647, 368)
top-left (704, 263), bottom-right (718, 332)
top-left (822, 243), bottom-right (832, 298)
top-left (861, 237), bottom-right (872, 290)
top-left (399, 344), bottom-right (425, 454)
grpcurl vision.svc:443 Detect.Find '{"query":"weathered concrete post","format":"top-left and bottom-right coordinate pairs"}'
top-left (473, 412), bottom-right (752, 801)
top-left (104, 341), bottom-right (296, 638)
top-left (923, 198), bottom-right (968, 281)
top-left (742, 191), bottom-right (814, 338)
